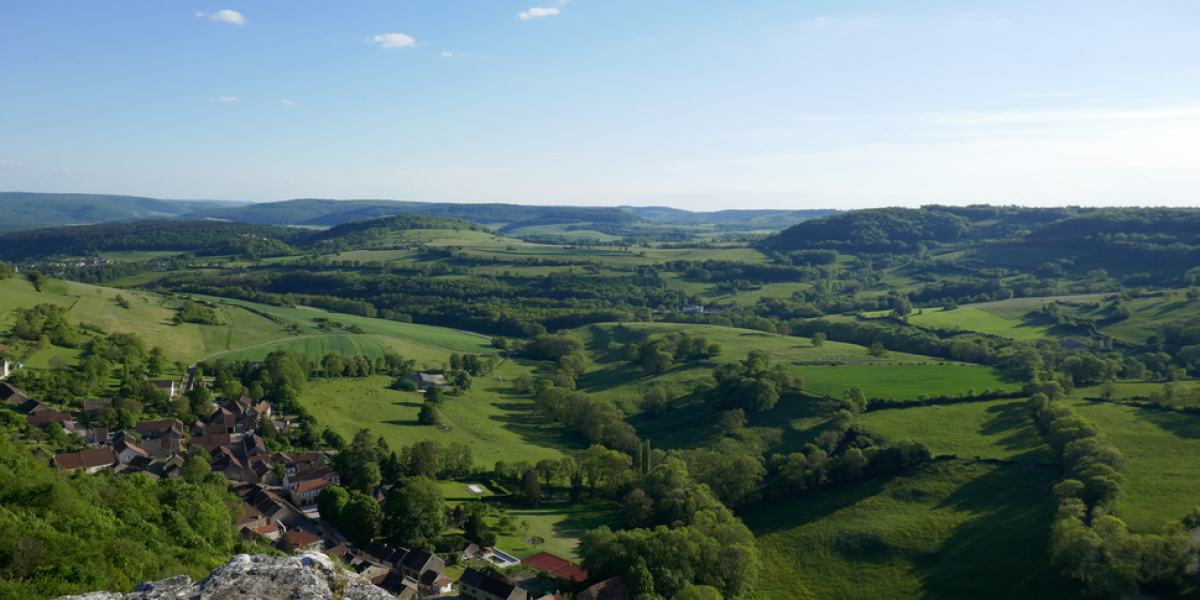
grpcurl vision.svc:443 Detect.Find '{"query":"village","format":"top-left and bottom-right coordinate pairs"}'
top-left (0, 360), bottom-right (628, 600)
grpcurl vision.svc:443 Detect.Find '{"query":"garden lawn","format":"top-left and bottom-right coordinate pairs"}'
top-left (487, 499), bottom-right (621, 560)
top-left (858, 399), bottom-right (1054, 463)
top-left (1064, 398), bottom-right (1200, 533)
top-left (745, 461), bottom-right (1074, 600)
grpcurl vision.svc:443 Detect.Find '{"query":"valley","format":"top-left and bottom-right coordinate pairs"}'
top-left (2, 203), bottom-right (1200, 599)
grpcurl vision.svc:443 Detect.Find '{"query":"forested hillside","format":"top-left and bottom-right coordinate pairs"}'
top-left (0, 193), bottom-right (242, 234)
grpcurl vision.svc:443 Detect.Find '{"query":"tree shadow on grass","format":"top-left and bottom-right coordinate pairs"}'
top-left (1139, 409), bottom-right (1200, 440)
top-left (738, 475), bottom-right (896, 538)
top-left (487, 396), bottom-right (588, 454)
top-left (629, 396), bottom-right (722, 451)
top-left (920, 465), bottom-right (1077, 600)
top-left (978, 401), bottom-right (1053, 461)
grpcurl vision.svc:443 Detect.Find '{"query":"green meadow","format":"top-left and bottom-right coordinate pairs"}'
top-left (794, 364), bottom-right (1018, 402)
top-left (190, 294), bottom-right (495, 354)
top-left (745, 461), bottom-right (1074, 600)
top-left (1, 277), bottom-right (294, 364)
top-left (906, 306), bottom-right (1052, 340)
top-left (574, 322), bottom-right (941, 414)
top-left (1065, 397), bottom-right (1200, 533)
top-left (857, 399), bottom-right (1055, 463)
top-left (216, 335), bottom-right (396, 364)
top-left (298, 363), bottom-right (582, 469)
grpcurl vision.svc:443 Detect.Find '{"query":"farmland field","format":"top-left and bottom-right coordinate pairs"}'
top-left (745, 461), bottom-right (1074, 600)
top-left (575, 322), bottom-right (944, 416)
top-left (857, 399), bottom-right (1054, 463)
top-left (1064, 398), bottom-right (1200, 533)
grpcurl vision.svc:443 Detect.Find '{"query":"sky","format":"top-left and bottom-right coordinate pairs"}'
top-left (2, 0), bottom-right (1200, 210)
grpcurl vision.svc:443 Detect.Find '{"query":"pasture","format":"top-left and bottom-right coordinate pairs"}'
top-left (745, 461), bottom-right (1073, 600)
top-left (0, 277), bottom-right (294, 364)
top-left (1064, 398), bottom-right (1200, 533)
top-left (298, 363), bottom-right (581, 469)
top-left (189, 294), bottom-right (495, 354)
top-left (216, 335), bottom-right (396, 364)
top-left (906, 306), bottom-right (1051, 340)
top-left (857, 399), bottom-right (1054, 463)
top-left (575, 322), bottom-right (942, 414)
top-left (794, 364), bottom-right (1017, 403)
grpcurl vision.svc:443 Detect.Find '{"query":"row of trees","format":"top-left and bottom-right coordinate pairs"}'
top-left (1027, 380), bottom-right (1195, 596)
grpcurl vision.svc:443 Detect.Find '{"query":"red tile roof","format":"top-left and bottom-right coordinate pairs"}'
top-left (55, 448), bottom-right (117, 471)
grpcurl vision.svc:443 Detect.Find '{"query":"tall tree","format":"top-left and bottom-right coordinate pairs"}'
top-left (339, 491), bottom-right (382, 546)
top-left (382, 478), bottom-right (447, 549)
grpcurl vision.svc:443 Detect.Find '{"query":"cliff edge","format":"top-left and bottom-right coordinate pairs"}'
top-left (55, 551), bottom-right (394, 600)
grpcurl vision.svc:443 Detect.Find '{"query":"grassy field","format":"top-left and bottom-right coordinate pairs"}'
top-left (573, 322), bottom-right (982, 453)
top-left (575, 322), bottom-right (941, 413)
top-left (858, 399), bottom-right (1054, 463)
top-left (217, 335), bottom-right (395, 363)
top-left (1092, 295), bottom-right (1200, 345)
top-left (434, 480), bottom-right (619, 560)
top-left (298, 365), bottom-right (582, 469)
top-left (795, 364), bottom-right (1019, 402)
top-left (0, 277), bottom-right (295, 364)
top-left (190, 294), bottom-right (495, 354)
top-left (906, 306), bottom-right (1052, 340)
top-left (1064, 396), bottom-right (1200, 533)
top-left (745, 461), bottom-right (1074, 600)
top-left (971, 294), bottom-right (1108, 320)
top-left (485, 499), bottom-right (621, 560)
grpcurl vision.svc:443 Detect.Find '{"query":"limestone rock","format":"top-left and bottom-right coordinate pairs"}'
top-left (56, 552), bottom-right (394, 600)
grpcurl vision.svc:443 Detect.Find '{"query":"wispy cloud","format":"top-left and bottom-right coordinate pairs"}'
top-left (281, 99), bottom-right (295, 106)
top-left (441, 51), bottom-right (454, 58)
top-left (195, 10), bottom-right (245, 25)
top-left (370, 33), bottom-right (419, 48)
top-left (0, 158), bottom-right (68, 173)
top-left (518, 7), bottom-right (561, 20)
top-left (215, 97), bottom-right (242, 103)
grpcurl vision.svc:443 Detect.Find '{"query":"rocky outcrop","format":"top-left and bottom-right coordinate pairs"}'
top-left (56, 551), bottom-right (394, 600)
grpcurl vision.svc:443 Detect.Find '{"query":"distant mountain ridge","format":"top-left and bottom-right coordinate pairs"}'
top-left (0, 192), bottom-right (841, 233)
top-left (0, 192), bottom-right (246, 233)
top-left (621, 206), bottom-right (841, 226)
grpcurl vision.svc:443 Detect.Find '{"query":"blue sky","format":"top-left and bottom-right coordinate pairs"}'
top-left (2, 0), bottom-right (1199, 209)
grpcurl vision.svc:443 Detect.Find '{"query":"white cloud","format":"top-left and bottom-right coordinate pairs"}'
top-left (281, 99), bottom-right (295, 105)
top-left (518, 7), bottom-right (561, 20)
top-left (370, 33), bottom-right (419, 48)
top-left (216, 97), bottom-right (241, 102)
top-left (195, 10), bottom-right (245, 25)
top-left (441, 51), bottom-right (454, 58)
